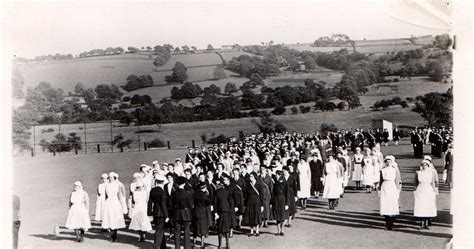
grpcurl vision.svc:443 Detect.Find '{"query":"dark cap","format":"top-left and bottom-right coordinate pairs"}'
top-left (176, 176), bottom-right (187, 185)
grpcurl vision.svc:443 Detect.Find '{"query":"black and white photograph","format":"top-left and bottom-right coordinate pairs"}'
top-left (1, 0), bottom-right (472, 248)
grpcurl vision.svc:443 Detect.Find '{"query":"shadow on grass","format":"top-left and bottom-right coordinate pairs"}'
top-left (296, 208), bottom-right (452, 239)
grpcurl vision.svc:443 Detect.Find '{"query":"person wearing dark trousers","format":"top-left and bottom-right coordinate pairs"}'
top-left (172, 176), bottom-right (194, 249)
top-left (411, 129), bottom-right (424, 158)
top-left (147, 175), bottom-right (169, 249)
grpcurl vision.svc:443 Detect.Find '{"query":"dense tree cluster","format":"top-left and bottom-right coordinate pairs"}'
top-left (226, 55), bottom-right (280, 78)
top-left (152, 45), bottom-right (172, 67)
top-left (122, 75), bottom-right (154, 92)
top-left (166, 62), bottom-right (188, 83)
top-left (170, 82), bottom-right (203, 100)
top-left (313, 34), bottom-right (354, 48)
top-left (412, 88), bottom-right (452, 127)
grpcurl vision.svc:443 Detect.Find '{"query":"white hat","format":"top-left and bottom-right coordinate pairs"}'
top-left (73, 181), bottom-right (82, 187)
top-left (135, 180), bottom-right (144, 188)
top-left (101, 173), bottom-right (108, 178)
top-left (423, 155), bottom-right (432, 162)
top-left (152, 160), bottom-right (159, 165)
top-left (155, 174), bottom-right (166, 183)
top-left (133, 172), bottom-right (142, 178)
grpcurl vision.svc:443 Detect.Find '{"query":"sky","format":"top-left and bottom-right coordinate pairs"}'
top-left (2, 0), bottom-right (452, 58)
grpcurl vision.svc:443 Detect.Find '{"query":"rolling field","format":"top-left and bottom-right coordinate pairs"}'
top-left (268, 71), bottom-right (344, 88)
top-left (359, 77), bottom-right (452, 107)
top-left (13, 138), bottom-right (451, 249)
top-left (16, 51), bottom-right (246, 93)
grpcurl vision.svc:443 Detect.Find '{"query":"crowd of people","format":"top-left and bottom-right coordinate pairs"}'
top-left (64, 127), bottom-right (453, 249)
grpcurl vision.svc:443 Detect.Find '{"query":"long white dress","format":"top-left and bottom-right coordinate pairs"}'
top-left (297, 161), bottom-right (312, 198)
top-left (379, 166), bottom-right (400, 216)
top-left (66, 190), bottom-right (92, 230)
top-left (372, 155), bottom-right (381, 184)
top-left (352, 154), bottom-right (364, 181)
top-left (95, 183), bottom-right (106, 222)
top-left (362, 156), bottom-right (375, 187)
top-left (323, 161), bottom-right (342, 199)
top-left (129, 190), bottom-right (153, 232)
top-left (102, 182), bottom-right (126, 229)
top-left (414, 170), bottom-right (437, 217)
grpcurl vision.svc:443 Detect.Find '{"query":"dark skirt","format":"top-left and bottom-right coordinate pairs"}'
top-left (272, 195), bottom-right (289, 222)
top-left (243, 203), bottom-right (262, 226)
top-left (261, 187), bottom-right (271, 220)
top-left (217, 212), bottom-right (232, 234)
top-left (311, 176), bottom-right (324, 192)
top-left (193, 217), bottom-right (209, 236)
top-left (288, 190), bottom-right (297, 216)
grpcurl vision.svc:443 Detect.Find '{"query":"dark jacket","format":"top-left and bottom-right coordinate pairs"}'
top-left (214, 187), bottom-right (234, 213)
top-left (172, 188), bottom-right (194, 221)
top-left (147, 187), bottom-right (169, 218)
top-left (193, 190), bottom-right (211, 218)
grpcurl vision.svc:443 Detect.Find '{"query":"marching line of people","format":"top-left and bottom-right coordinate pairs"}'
top-left (64, 130), bottom-right (453, 248)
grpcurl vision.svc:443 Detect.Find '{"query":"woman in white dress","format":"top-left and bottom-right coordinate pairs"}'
top-left (414, 160), bottom-right (438, 230)
top-left (102, 172), bottom-right (126, 242)
top-left (362, 148), bottom-right (375, 193)
top-left (65, 181), bottom-right (91, 243)
top-left (322, 155), bottom-right (343, 210)
top-left (371, 148), bottom-right (382, 189)
top-left (378, 156), bottom-right (402, 230)
top-left (129, 181), bottom-right (153, 242)
top-left (128, 172), bottom-right (143, 215)
top-left (95, 174), bottom-right (108, 223)
top-left (297, 156), bottom-right (312, 209)
top-left (352, 147), bottom-right (364, 190)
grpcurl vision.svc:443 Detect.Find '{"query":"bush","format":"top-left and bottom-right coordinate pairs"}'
top-left (147, 138), bottom-right (166, 148)
top-left (208, 134), bottom-right (230, 144)
top-left (135, 129), bottom-right (159, 134)
top-left (117, 139), bottom-right (133, 149)
top-left (392, 78), bottom-right (400, 82)
top-left (400, 101), bottom-right (409, 108)
top-left (248, 109), bottom-right (261, 117)
top-left (41, 128), bottom-right (55, 133)
top-left (320, 123), bottom-right (338, 136)
top-left (290, 106), bottom-right (298, 114)
top-left (272, 105), bottom-right (286, 115)
top-left (391, 96), bottom-right (402, 105)
top-left (406, 97), bottom-right (414, 102)
top-left (274, 123), bottom-right (287, 133)
top-left (299, 105), bottom-right (311, 113)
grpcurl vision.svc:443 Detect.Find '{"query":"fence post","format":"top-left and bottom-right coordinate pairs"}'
top-left (120, 146), bottom-right (123, 153)
top-left (74, 144), bottom-right (78, 155)
top-left (97, 144), bottom-right (101, 153)
top-left (53, 147), bottom-right (56, 156)
top-left (167, 141), bottom-right (171, 149)
top-left (31, 148), bottom-right (34, 157)
top-left (144, 142), bottom-right (147, 151)
top-left (192, 140), bottom-right (195, 148)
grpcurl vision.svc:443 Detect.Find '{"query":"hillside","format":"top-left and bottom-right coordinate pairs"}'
top-left (285, 36), bottom-right (435, 54)
top-left (16, 51), bottom-right (243, 93)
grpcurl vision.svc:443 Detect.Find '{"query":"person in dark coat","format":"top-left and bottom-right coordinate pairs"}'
top-left (271, 170), bottom-right (290, 236)
top-left (231, 168), bottom-right (246, 229)
top-left (309, 151), bottom-right (324, 197)
top-left (164, 173), bottom-right (177, 239)
top-left (215, 174), bottom-right (235, 249)
top-left (147, 175), bottom-right (169, 249)
top-left (243, 172), bottom-right (265, 236)
top-left (382, 128), bottom-right (389, 146)
top-left (411, 129), bottom-right (424, 158)
top-left (192, 182), bottom-right (210, 247)
top-left (283, 166), bottom-right (297, 227)
top-left (259, 167), bottom-right (273, 227)
top-left (227, 174), bottom-right (243, 238)
top-left (393, 127), bottom-right (400, 146)
top-left (172, 176), bottom-right (194, 249)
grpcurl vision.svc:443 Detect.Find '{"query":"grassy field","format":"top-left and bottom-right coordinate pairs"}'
top-left (267, 71), bottom-right (344, 88)
top-left (28, 106), bottom-right (427, 157)
top-left (359, 77), bottom-right (452, 107)
top-left (16, 51), bottom-right (244, 93)
top-left (13, 138), bottom-right (451, 248)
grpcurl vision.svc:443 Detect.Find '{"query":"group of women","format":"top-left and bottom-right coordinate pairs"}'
top-left (64, 130), bottom-right (446, 247)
